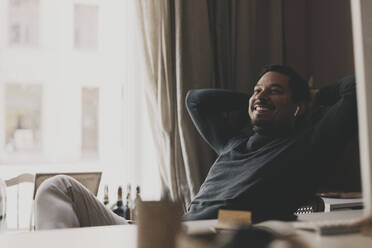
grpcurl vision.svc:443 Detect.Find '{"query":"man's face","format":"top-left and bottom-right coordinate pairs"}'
top-left (248, 71), bottom-right (298, 130)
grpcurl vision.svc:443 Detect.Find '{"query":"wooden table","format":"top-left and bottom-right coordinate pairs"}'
top-left (1, 210), bottom-right (372, 248)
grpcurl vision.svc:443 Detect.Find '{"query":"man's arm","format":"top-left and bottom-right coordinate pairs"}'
top-left (186, 89), bottom-right (250, 154)
top-left (311, 75), bottom-right (357, 151)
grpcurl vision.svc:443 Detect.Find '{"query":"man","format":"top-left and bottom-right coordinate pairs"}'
top-left (35, 65), bottom-right (356, 229)
top-left (184, 65), bottom-right (357, 222)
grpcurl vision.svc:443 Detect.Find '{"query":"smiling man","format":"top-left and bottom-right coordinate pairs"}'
top-left (248, 71), bottom-right (306, 132)
top-left (184, 65), bottom-right (357, 222)
top-left (34, 65), bottom-right (357, 229)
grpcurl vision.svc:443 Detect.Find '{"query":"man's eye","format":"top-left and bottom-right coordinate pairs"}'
top-left (271, 89), bottom-right (282, 94)
top-left (254, 89), bottom-right (261, 94)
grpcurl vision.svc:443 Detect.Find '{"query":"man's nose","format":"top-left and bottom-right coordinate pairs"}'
top-left (256, 89), bottom-right (269, 100)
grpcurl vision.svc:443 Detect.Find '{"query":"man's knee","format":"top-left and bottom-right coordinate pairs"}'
top-left (35, 175), bottom-right (81, 229)
top-left (35, 175), bottom-right (76, 204)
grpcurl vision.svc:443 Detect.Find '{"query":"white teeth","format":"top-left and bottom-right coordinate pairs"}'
top-left (254, 105), bottom-right (269, 111)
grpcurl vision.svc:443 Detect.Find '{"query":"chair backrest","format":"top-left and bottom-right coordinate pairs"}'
top-left (5, 173), bottom-right (35, 187)
top-left (309, 106), bottom-right (361, 193)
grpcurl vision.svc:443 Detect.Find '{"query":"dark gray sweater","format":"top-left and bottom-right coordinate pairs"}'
top-left (184, 76), bottom-right (357, 222)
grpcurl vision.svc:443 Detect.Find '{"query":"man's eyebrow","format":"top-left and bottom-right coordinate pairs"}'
top-left (254, 83), bottom-right (284, 88)
top-left (270, 84), bottom-right (284, 88)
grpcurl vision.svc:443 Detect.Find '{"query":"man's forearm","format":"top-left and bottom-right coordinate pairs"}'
top-left (185, 89), bottom-right (251, 154)
top-left (316, 75), bottom-right (356, 106)
top-left (311, 75), bottom-right (357, 154)
top-left (186, 89), bottom-right (250, 114)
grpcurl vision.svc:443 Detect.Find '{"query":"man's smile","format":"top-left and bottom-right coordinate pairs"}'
top-left (252, 102), bottom-right (275, 114)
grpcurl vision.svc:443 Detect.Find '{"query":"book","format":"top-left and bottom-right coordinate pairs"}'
top-left (321, 197), bottom-right (363, 212)
top-left (295, 194), bottom-right (363, 214)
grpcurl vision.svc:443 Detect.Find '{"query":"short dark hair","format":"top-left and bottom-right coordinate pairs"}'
top-left (259, 64), bottom-right (310, 103)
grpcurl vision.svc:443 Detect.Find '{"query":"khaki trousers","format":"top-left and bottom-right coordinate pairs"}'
top-left (35, 175), bottom-right (127, 230)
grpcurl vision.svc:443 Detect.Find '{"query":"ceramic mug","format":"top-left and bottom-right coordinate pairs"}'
top-left (136, 201), bottom-right (183, 248)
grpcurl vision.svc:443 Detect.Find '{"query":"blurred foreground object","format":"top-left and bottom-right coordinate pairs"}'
top-left (136, 200), bottom-right (183, 248)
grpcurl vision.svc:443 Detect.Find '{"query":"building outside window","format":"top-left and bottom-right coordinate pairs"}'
top-left (5, 83), bottom-right (42, 154)
top-left (0, 0), bottom-right (160, 230)
top-left (82, 87), bottom-right (99, 158)
top-left (74, 4), bottom-right (98, 50)
top-left (8, 0), bottom-right (39, 47)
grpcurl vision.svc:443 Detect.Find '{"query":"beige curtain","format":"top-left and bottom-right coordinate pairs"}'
top-left (136, 0), bottom-right (283, 208)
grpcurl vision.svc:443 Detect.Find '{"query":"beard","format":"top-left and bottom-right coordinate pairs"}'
top-left (251, 118), bottom-right (296, 137)
top-left (250, 118), bottom-right (273, 129)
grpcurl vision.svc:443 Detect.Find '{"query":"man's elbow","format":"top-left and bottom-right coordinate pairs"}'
top-left (185, 89), bottom-right (202, 110)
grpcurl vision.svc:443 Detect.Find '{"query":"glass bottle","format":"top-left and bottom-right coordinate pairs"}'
top-left (133, 185), bottom-right (142, 221)
top-left (103, 185), bottom-right (109, 206)
top-left (124, 184), bottom-right (132, 220)
top-left (113, 186), bottom-right (125, 217)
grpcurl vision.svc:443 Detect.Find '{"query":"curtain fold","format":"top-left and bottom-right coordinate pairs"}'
top-left (136, 0), bottom-right (284, 208)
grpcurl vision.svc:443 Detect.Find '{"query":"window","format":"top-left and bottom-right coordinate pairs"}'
top-left (8, 0), bottom-right (39, 47)
top-left (82, 87), bottom-right (99, 158)
top-left (5, 83), bottom-right (42, 154)
top-left (0, 1), bottom-right (160, 231)
top-left (74, 4), bottom-right (99, 49)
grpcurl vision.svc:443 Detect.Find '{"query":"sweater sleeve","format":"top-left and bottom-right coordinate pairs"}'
top-left (311, 75), bottom-right (357, 152)
top-left (185, 89), bottom-right (250, 154)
